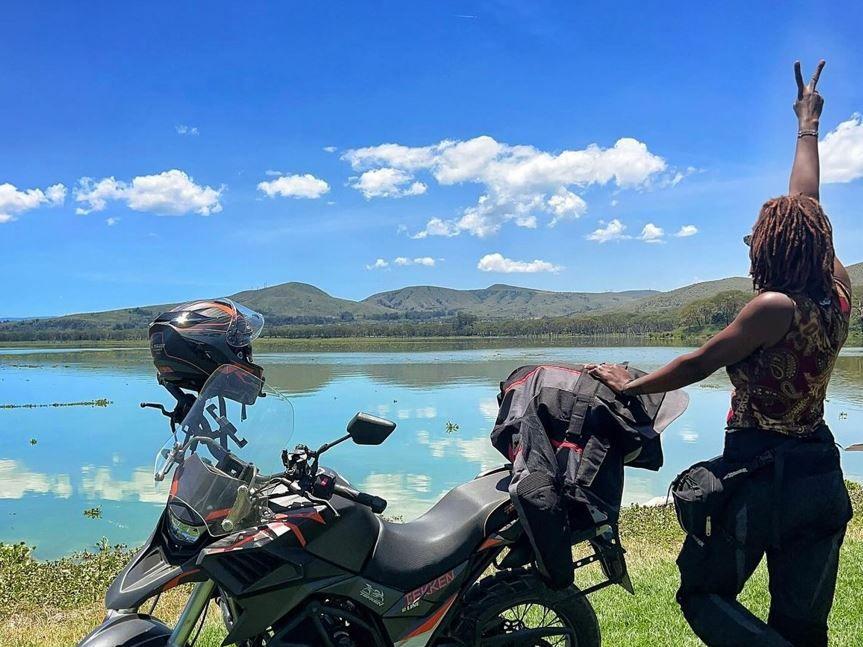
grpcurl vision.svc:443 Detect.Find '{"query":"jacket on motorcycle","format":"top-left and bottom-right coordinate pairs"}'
top-left (489, 364), bottom-right (688, 589)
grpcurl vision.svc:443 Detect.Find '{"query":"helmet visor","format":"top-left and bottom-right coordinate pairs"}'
top-left (227, 302), bottom-right (264, 347)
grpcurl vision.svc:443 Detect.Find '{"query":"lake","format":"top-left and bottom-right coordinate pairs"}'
top-left (2, 345), bottom-right (862, 559)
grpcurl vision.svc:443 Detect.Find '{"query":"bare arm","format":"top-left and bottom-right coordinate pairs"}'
top-left (789, 60), bottom-right (824, 199)
top-left (587, 293), bottom-right (795, 395)
top-left (788, 60), bottom-right (851, 294)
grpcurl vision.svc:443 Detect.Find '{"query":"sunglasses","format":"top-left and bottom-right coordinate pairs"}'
top-left (743, 234), bottom-right (752, 247)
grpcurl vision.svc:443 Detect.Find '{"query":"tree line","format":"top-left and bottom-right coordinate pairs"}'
top-left (1, 289), bottom-right (860, 342)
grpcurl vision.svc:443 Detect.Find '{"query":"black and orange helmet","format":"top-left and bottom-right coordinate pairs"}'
top-left (148, 299), bottom-right (264, 392)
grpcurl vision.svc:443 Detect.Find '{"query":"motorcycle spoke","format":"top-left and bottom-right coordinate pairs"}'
top-left (484, 602), bottom-right (572, 646)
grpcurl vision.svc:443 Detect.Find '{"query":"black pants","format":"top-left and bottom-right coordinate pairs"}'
top-left (676, 427), bottom-right (851, 647)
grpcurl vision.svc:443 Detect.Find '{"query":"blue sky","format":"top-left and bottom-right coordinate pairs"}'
top-left (3, 1), bottom-right (863, 317)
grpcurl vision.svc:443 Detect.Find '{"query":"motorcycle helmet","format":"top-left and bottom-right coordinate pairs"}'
top-left (148, 299), bottom-right (265, 392)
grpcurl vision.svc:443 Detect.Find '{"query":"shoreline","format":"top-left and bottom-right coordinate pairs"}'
top-left (1, 332), bottom-right (861, 353)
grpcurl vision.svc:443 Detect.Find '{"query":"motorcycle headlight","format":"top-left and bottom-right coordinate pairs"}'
top-left (166, 504), bottom-right (205, 545)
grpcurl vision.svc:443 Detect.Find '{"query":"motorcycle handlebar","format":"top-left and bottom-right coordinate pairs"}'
top-left (333, 484), bottom-right (387, 514)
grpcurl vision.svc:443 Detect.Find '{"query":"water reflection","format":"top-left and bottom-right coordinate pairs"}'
top-left (0, 460), bottom-right (72, 499)
top-left (80, 465), bottom-right (164, 504)
top-left (1, 345), bottom-right (861, 559)
top-left (359, 472), bottom-right (447, 521)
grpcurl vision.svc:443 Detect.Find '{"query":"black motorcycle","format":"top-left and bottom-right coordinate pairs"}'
top-left (78, 364), bottom-right (637, 646)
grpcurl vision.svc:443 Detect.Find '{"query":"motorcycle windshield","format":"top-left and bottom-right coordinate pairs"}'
top-left (154, 365), bottom-right (294, 537)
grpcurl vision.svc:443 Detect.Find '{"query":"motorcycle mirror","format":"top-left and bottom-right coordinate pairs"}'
top-left (346, 412), bottom-right (396, 446)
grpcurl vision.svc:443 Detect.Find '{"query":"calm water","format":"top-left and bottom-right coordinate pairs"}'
top-left (2, 345), bottom-right (862, 559)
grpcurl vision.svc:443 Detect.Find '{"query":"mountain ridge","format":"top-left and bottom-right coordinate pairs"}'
top-left (1, 261), bottom-right (859, 340)
top-left (362, 283), bottom-right (658, 319)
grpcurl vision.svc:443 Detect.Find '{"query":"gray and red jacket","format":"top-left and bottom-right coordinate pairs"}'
top-left (489, 364), bottom-right (688, 589)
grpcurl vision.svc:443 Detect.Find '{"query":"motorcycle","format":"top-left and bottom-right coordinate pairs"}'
top-left (78, 364), bottom-right (638, 646)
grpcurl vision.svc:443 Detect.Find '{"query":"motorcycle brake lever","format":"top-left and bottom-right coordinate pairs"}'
top-left (140, 402), bottom-right (171, 417)
top-left (274, 478), bottom-right (340, 519)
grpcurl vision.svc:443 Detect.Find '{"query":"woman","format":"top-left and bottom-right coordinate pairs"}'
top-left (588, 60), bottom-right (853, 647)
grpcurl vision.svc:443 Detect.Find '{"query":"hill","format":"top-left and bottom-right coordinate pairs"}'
top-left (363, 284), bottom-right (657, 319)
top-left (615, 277), bottom-right (753, 313)
top-left (847, 261), bottom-right (863, 286)
top-left (227, 282), bottom-right (390, 321)
top-left (0, 283), bottom-right (392, 340)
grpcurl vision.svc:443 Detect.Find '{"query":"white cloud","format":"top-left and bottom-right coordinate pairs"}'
top-left (675, 224), bottom-right (698, 238)
top-left (639, 222), bottom-right (665, 243)
top-left (477, 252), bottom-right (562, 273)
top-left (366, 258), bottom-right (389, 270)
top-left (75, 170), bottom-right (222, 216)
top-left (350, 168), bottom-right (427, 199)
top-left (323, 146), bottom-right (338, 153)
top-left (265, 169), bottom-right (283, 177)
top-left (587, 219), bottom-right (629, 243)
top-left (257, 173), bottom-right (330, 199)
top-left (547, 188), bottom-right (588, 226)
top-left (344, 135), bottom-right (667, 237)
top-left (411, 217), bottom-right (461, 239)
top-left (821, 114), bottom-right (863, 183)
top-left (370, 256), bottom-right (436, 269)
top-left (45, 184), bottom-right (67, 204)
top-left (74, 177), bottom-right (124, 214)
top-left (175, 124), bottom-right (199, 136)
top-left (106, 217), bottom-right (120, 226)
top-left (0, 182), bottom-right (66, 223)
top-left (343, 143), bottom-right (438, 172)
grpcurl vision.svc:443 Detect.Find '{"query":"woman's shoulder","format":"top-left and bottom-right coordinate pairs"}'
top-left (736, 292), bottom-right (796, 342)
top-left (833, 258), bottom-right (852, 296)
top-left (749, 291), bottom-right (797, 312)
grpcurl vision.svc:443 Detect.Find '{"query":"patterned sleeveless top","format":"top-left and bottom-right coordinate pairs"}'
top-left (726, 281), bottom-right (852, 436)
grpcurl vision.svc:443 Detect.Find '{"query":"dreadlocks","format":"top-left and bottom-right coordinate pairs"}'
top-left (749, 194), bottom-right (835, 299)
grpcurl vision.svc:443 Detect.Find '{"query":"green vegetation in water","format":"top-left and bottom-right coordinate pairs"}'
top-left (82, 507), bottom-right (102, 520)
top-left (445, 420), bottom-right (460, 434)
top-left (0, 398), bottom-right (111, 409)
top-left (4, 484), bottom-right (863, 646)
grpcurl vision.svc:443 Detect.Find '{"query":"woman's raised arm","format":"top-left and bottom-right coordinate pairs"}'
top-left (788, 60), bottom-right (824, 199)
top-left (788, 59), bottom-right (850, 291)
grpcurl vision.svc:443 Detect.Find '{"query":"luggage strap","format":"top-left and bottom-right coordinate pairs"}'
top-left (565, 373), bottom-right (600, 441)
top-left (730, 437), bottom-right (802, 549)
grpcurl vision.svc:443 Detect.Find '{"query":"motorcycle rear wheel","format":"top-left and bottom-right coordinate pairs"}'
top-left (461, 569), bottom-right (600, 647)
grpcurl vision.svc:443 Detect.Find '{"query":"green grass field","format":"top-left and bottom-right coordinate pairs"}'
top-left (3, 485), bottom-right (862, 646)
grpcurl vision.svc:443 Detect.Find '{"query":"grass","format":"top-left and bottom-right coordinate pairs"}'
top-left (588, 486), bottom-right (863, 645)
top-left (3, 485), bottom-right (863, 646)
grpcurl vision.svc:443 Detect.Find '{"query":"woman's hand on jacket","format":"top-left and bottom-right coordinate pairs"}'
top-left (585, 363), bottom-right (632, 394)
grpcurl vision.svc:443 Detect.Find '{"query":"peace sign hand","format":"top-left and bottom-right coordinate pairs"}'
top-left (794, 59), bottom-right (825, 128)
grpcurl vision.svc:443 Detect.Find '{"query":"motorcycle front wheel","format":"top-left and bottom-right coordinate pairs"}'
top-left (460, 569), bottom-right (601, 647)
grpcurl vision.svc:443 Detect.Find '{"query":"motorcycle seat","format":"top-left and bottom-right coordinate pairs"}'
top-left (362, 468), bottom-right (512, 591)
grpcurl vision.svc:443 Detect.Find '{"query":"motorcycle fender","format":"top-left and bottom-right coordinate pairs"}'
top-left (106, 532), bottom-right (204, 610)
top-left (76, 611), bottom-right (171, 647)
